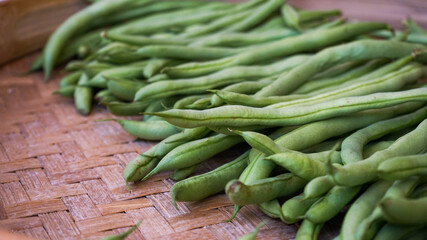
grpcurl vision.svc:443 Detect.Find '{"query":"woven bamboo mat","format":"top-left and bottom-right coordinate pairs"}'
top-left (1, 1), bottom-right (427, 240)
top-left (0, 55), bottom-right (323, 239)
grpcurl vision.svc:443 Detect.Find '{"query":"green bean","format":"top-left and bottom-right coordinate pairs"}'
top-left (238, 102), bottom-right (423, 186)
top-left (282, 4), bottom-right (341, 31)
top-left (237, 222), bottom-right (265, 240)
top-left (293, 60), bottom-right (385, 95)
top-left (169, 162), bottom-right (202, 182)
top-left (224, 0), bottom-right (284, 33)
top-left (210, 76), bottom-right (276, 108)
top-left (355, 177), bottom-right (421, 240)
top-left (101, 220), bottom-right (141, 240)
top-left (311, 55), bottom-right (414, 96)
top-left (43, 0), bottom-right (147, 80)
top-left (163, 23), bottom-right (389, 78)
top-left (135, 55), bottom-right (310, 102)
top-left (212, 90), bottom-right (308, 107)
top-left (190, 29), bottom-right (298, 47)
top-left (303, 175), bottom-right (336, 200)
top-left (74, 74), bottom-right (93, 116)
top-left (295, 219), bottom-right (323, 240)
top-left (60, 71), bottom-right (83, 88)
top-left (257, 40), bottom-right (427, 97)
top-left (173, 94), bottom-right (211, 109)
top-left (362, 141), bottom-right (394, 158)
top-left (95, 90), bottom-right (119, 104)
top-left (373, 30), bottom-right (427, 45)
top-left (281, 194), bottom-right (321, 224)
top-left (258, 200), bottom-right (283, 219)
top-left (185, 97), bottom-right (213, 110)
top-left (225, 173), bottom-right (307, 205)
top-left (404, 18), bottom-right (427, 35)
top-left (107, 78), bottom-right (147, 101)
top-left (143, 58), bottom-right (181, 78)
top-left (106, 101), bottom-right (151, 116)
top-left (152, 88), bottom-right (427, 128)
top-left (341, 105), bottom-right (427, 164)
top-left (102, 31), bottom-right (192, 46)
top-left (378, 153), bottom-right (427, 180)
top-left (170, 151), bottom-right (249, 205)
top-left (147, 74), bottom-right (169, 83)
top-left (373, 224), bottom-right (425, 240)
top-left (328, 118), bottom-right (427, 187)
top-left (136, 45), bottom-right (244, 60)
top-left (143, 134), bottom-right (243, 180)
top-left (305, 185), bottom-right (362, 224)
top-left (252, 16), bottom-right (285, 32)
top-left (111, 1), bottom-right (254, 35)
top-left (178, 5), bottom-right (258, 38)
top-left (266, 151), bottom-right (336, 181)
top-left (124, 127), bottom-right (210, 183)
top-left (340, 180), bottom-right (394, 240)
top-left (88, 64), bottom-right (146, 88)
top-left (102, 119), bottom-right (180, 141)
top-left (54, 85), bottom-right (76, 98)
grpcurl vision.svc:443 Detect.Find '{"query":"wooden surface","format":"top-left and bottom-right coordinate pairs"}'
top-left (1, 1), bottom-right (427, 240)
top-left (0, 0), bottom-right (86, 66)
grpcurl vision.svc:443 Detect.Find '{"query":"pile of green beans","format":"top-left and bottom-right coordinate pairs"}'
top-left (39, 0), bottom-right (427, 239)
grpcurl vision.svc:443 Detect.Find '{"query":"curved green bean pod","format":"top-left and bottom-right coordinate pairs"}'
top-left (266, 152), bottom-right (334, 181)
top-left (152, 88), bottom-right (427, 128)
top-left (378, 153), bottom-right (427, 180)
top-left (355, 177), bottom-right (421, 240)
top-left (124, 127), bottom-right (210, 183)
top-left (257, 40), bottom-right (427, 97)
top-left (225, 173), bottom-right (307, 205)
top-left (295, 219), bottom-right (323, 240)
top-left (303, 176), bottom-right (335, 200)
top-left (164, 22), bottom-right (388, 78)
top-left (340, 180), bottom-right (394, 240)
top-left (43, 0), bottom-right (147, 80)
top-left (74, 74), bottom-right (93, 116)
top-left (362, 141), bottom-right (394, 158)
top-left (143, 134), bottom-right (243, 180)
top-left (281, 194), bottom-right (321, 224)
top-left (341, 105), bottom-right (427, 164)
top-left (328, 119), bottom-right (427, 187)
top-left (135, 55), bottom-right (309, 102)
top-left (103, 119), bottom-right (180, 141)
top-left (305, 185), bottom-right (361, 224)
top-left (238, 102), bottom-right (422, 186)
top-left (170, 151), bottom-right (249, 206)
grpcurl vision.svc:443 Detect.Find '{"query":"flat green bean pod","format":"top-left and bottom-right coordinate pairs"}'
top-left (123, 127), bottom-right (210, 183)
top-left (103, 119), bottom-right (180, 141)
top-left (151, 88), bottom-right (427, 128)
top-left (143, 134), bottom-right (243, 180)
top-left (328, 118), bottom-right (427, 187)
top-left (225, 173), bottom-right (307, 205)
top-left (164, 22), bottom-right (388, 78)
top-left (170, 151), bottom-right (249, 206)
top-left (257, 40), bottom-right (427, 97)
